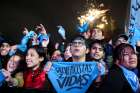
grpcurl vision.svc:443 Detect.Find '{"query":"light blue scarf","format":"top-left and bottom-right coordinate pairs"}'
top-left (119, 65), bottom-right (140, 93)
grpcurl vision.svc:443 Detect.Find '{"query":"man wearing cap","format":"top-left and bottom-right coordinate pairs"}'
top-left (114, 34), bottom-right (129, 48)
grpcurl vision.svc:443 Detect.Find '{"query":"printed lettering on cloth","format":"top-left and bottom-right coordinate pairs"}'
top-left (48, 62), bottom-right (99, 93)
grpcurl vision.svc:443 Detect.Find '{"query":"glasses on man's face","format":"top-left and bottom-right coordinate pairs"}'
top-left (71, 41), bottom-right (85, 46)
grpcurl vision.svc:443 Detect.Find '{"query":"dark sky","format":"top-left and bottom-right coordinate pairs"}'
top-left (0, 0), bottom-right (128, 43)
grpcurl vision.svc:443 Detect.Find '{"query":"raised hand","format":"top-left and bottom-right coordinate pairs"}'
top-left (22, 27), bottom-right (29, 35)
top-left (36, 24), bottom-right (47, 35)
top-left (44, 61), bottom-right (52, 72)
top-left (10, 45), bottom-right (17, 51)
top-left (57, 25), bottom-right (66, 40)
top-left (1, 69), bottom-right (11, 82)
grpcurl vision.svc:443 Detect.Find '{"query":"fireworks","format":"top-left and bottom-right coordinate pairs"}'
top-left (77, 4), bottom-right (108, 29)
top-left (96, 23), bottom-right (105, 29)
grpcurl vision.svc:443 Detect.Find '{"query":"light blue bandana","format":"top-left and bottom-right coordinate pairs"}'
top-left (48, 62), bottom-right (99, 93)
top-left (119, 65), bottom-right (140, 93)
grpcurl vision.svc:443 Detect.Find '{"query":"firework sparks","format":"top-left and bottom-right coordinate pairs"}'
top-left (78, 4), bottom-right (108, 28)
top-left (96, 23), bottom-right (105, 29)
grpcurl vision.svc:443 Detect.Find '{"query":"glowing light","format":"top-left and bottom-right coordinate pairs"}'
top-left (101, 16), bottom-right (108, 24)
top-left (87, 15), bottom-right (95, 22)
top-left (97, 23), bottom-right (105, 29)
top-left (78, 8), bottom-right (108, 25)
top-left (77, 3), bottom-right (109, 29)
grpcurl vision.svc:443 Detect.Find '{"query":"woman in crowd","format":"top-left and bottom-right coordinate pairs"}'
top-left (98, 43), bottom-right (140, 93)
top-left (23, 45), bottom-right (51, 91)
top-left (1, 51), bottom-right (25, 88)
top-left (0, 40), bottom-right (11, 69)
top-left (51, 49), bottom-right (63, 62)
top-left (63, 43), bottom-right (72, 61)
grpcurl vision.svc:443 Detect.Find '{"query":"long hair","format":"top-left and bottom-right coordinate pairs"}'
top-left (27, 45), bottom-right (47, 70)
top-left (11, 51), bottom-right (26, 76)
top-left (113, 43), bottom-right (135, 62)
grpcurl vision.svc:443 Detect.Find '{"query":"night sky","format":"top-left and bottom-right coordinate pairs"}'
top-left (0, 0), bottom-right (128, 43)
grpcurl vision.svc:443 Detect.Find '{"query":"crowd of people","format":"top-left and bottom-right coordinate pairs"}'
top-left (0, 24), bottom-right (140, 93)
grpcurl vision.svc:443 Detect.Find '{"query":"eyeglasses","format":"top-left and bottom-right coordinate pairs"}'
top-left (71, 41), bottom-right (85, 46)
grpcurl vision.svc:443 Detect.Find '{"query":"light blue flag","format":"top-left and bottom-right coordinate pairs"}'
top-left (17, 31), bottom-right (36, 52)
top-left (48, 62), bottom-right (99, 93)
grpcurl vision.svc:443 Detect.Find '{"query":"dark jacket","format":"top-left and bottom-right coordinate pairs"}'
top-left (98, 64), bottom-right (134, 93)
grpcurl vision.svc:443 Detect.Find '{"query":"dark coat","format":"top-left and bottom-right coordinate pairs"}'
top-left (98, 64), bottom-right (134, 93)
